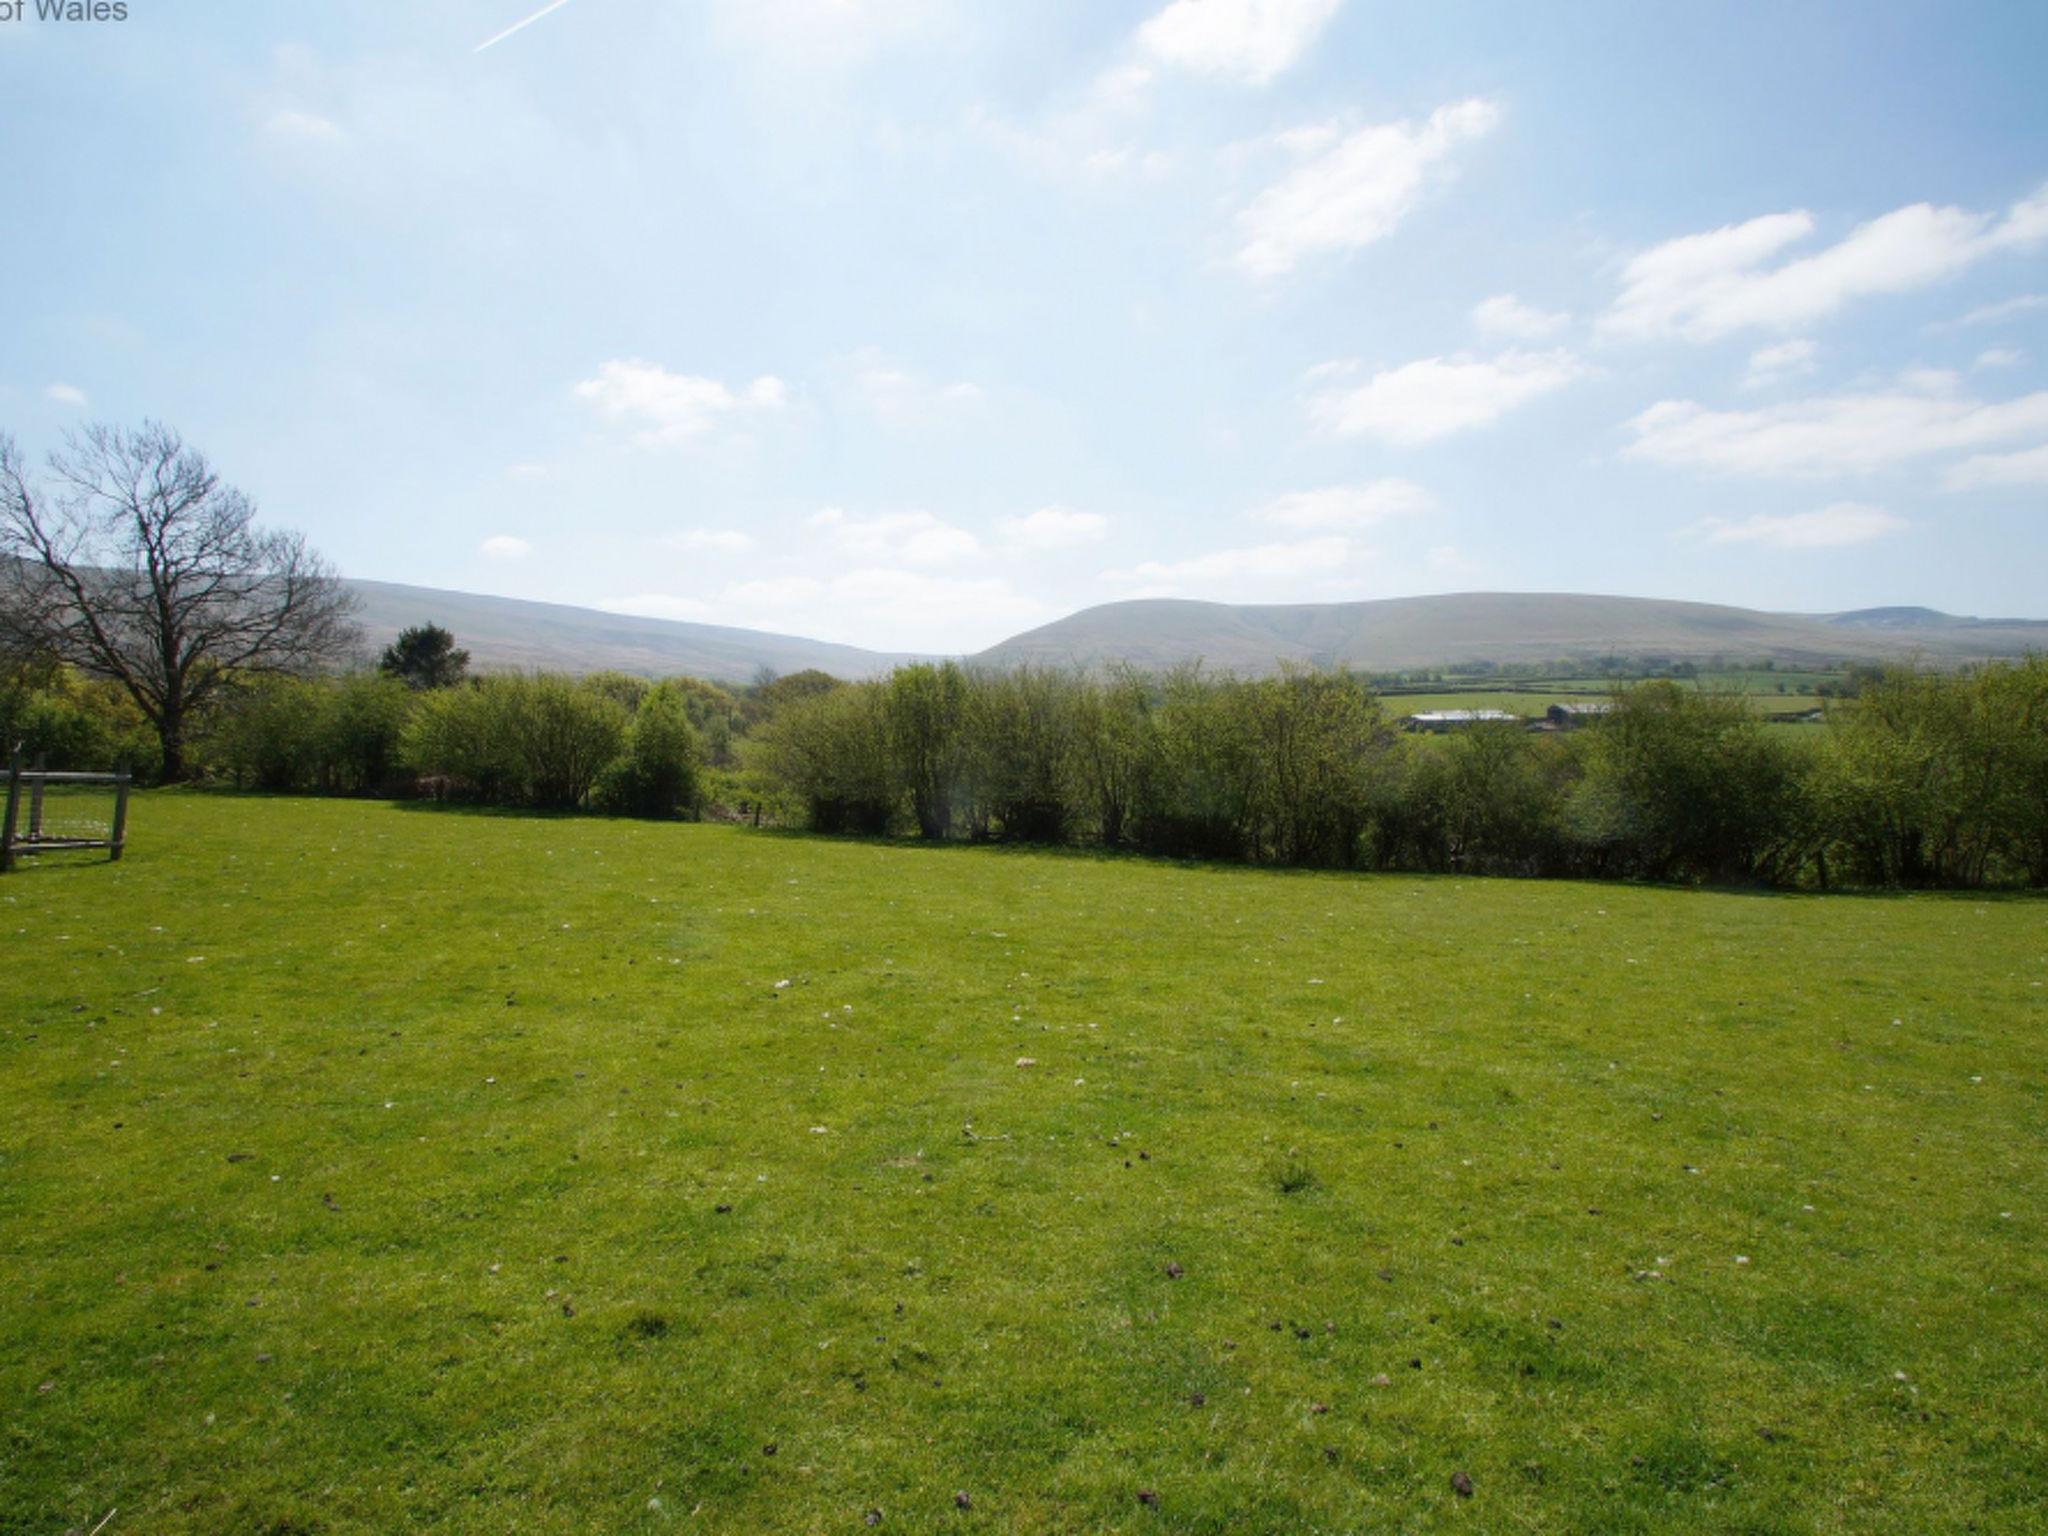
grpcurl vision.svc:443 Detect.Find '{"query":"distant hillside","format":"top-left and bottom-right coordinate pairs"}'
top-left (971, 593), bottom-right (2048, 675)
top-left (343, 578), bottom-right (912, 682)
top-left (330, 581), bottom-right (2047, 683)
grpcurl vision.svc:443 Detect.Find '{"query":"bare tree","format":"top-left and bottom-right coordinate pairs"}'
top-left (0, 422), bottom-right (359, 780)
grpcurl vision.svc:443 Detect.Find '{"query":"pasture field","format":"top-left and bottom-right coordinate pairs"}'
top-left (2, 795), bottom-right (2045, 1534)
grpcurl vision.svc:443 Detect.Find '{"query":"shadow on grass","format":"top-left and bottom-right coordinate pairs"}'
top-left (152, 784), bottom-right (2048, 905)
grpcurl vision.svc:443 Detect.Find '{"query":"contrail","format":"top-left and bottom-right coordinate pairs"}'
top-left (475, 0), bottom-right (580, 52)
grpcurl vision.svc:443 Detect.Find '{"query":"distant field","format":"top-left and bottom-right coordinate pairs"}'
top-left (1385, 672), bottom-right (1832, 722)
top-left (3, 797), bottom-right (2044, 1533)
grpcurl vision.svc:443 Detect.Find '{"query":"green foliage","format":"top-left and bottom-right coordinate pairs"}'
top-left (1565, 682), bottom-right (1800, 883)
top-left (400, 674), bottom-right (628, 809)
top-left (214, 674), bottom-right (415, 794)
top-left (1379, 723), bottom-right (1574, 876)
top-left (594, 682), bottom-right (702, 819)
top-left (662, 676), bottom-right (745, 767)
top-left (1070, 664), bottom-right (1153, 847)
top-left (0, 663), bottom-right (161, 778)
top-left (761, 682), bottom-right (896, 833)
top-left (1810, 658), bottom-right (2048, 887)
top-left (1136, 668), bottom-right (1263, 860)
top-left (960, 667), bottom-right (1078, 842)
top-left (885, 662), bottom-right (969, 839)
top-left (376, 623), bottom-right (469, 690)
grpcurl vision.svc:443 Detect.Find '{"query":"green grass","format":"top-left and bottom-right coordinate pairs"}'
top-left (3, 794), bottom-right (2045, 1534)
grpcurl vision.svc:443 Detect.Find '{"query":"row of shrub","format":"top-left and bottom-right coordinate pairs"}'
top-left (761, 660), bottom-right (2048, 888)
top-left (208, 671), bottom-right (706, 817)
top-left (7, 647), bottom-right (2044, 886)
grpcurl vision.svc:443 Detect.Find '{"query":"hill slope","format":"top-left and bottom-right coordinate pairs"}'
top-left (335, 581), bottom-right (2048, 681)
top-left (973, 592), bottom-right (2048, 674)
top-left (344, 578), bottom-right (912, 682)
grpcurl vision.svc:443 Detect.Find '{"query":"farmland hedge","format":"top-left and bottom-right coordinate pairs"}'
top-left (7, 645), bottom-right (2045, 886)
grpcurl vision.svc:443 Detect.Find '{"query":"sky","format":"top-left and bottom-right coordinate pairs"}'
top-left (2, 0), bottom-right (2044, 653)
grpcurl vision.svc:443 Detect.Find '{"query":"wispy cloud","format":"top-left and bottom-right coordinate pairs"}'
top-left (1107, 536), bottom-right (1353, 588)
top-left (1945, 443), bottom-right (2048, 490)
top-left (1742, 338), bottom-right (1817, 390)
top-left (1233, 99), bottom-right (1500, 278)
top-left (44, 383), bottom-right (88, 407)
top-left (664, 528), bottom-right (757, 555)
top-left (575, 360), bottom-right (787, 447)
top-left (480, 535), bottom-right (533, 561)
top-left (1308, 349), bottom-right (1586, 444)
top-left (1624, 383), bottom-right (2048, 477)
top-left (997, 506), bottom-right (1108, 551)
top-left (1603, 183), bottom-right (2048, 340)
top-left (1136, 0), bottom-right (1343, 86)
top-left (475, 0), bottom-right (580, 54)
top-left (1251, 480), bottom-right (1433, 529)
top-left (806, 508), bottom-right (980, 566)
top-left (1472, 293), bottom-right (1569, 341)
top-left (1955, 293), bottom-right (2046, 327)
top-left (1691, 503), bottom-right (1907, 548)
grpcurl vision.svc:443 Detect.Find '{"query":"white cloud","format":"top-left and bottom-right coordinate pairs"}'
top-left (1251, 479), bottom-right (1434, 529)
top-left (1308, 349), bottom-right (1586, 444)
top-left (1944, 443), bottom-right (2048, 490)
top-left (505, 462), bottom-right (549, 480)
top-left (606, 566), bottom-right (1048, 653)
top-left (845, 353), bottom-right (984, 427)
top-left (966, 101), bottom-right (1174, 186)
top-left (664, 528), bottom-right (756, 554)
top-left (1136, 0), bottom-right (1343, 86)
top-left (1693, 503), bottom-right (1908, 549)
top-left (1975, 346), bottom-right (2026, 370)
top-left (262, 108), bottom-right (346, 144)
top-left (1957, 293), bottom-right (2046, 326)
top-left (574, 359), bottom-right (786, 446)
top-left (1233, 98), bottom-right (1500, 278)
top-left (1109, 535), bottom-right (1352, 587)
top-left (997, 506), bottom-right (1109, 551)
top-left (1472, 293), bottom-right (1569, 341)
top-left (1623, 386), bottom-right (2048, 477)
top-left (1603, 183), bottom-right (2048, 340)
top-left (806, 507), bottom-right (980, 566)
top-left (44, 383), bottom-right (88, 407)
top-left (480, 535), bottom-right (533, 561)
top-left (1742, 338), bottom-right (1817, 389)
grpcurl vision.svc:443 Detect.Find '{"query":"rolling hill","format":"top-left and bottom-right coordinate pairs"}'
top-left (344, 578), bottom-right (913, 682)
top-left (341, 579), bottom-right (2048, 680)
top-left (969, 593), bottom-right (2048, 675)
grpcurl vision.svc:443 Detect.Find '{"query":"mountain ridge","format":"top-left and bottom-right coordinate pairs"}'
top-left (342, 577), bottom-right (2048, 681)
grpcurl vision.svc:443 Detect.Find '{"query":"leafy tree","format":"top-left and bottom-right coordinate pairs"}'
top-left (961, 667), bottom-right (1079, 842)
top-left (1246, 668), bottom-right (1392, 866)
top-left (597, 682), bottom-right (702, 818)
top-left (378, 624), bottom-right (470, 690)
top-left (1071, 665), bottom-right (1154, 847)
top-left (886, 662), bottom-right (968, 839)
top-left (0, 423), bottom-right (358, 781)
top-left (1567, 681), bottom-right (1799, 883)
top-left (762, 682), bottom-right (894, 833)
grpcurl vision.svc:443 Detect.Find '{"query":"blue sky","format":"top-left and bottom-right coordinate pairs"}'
top-left (2, 0), bottom-right (2044, 652)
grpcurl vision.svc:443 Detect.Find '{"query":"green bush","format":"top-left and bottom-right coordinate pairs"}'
top-left (595, 682), bottom-right (702, 818)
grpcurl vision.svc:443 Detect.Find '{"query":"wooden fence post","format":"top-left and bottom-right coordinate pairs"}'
top-left (110, 771), bottom-right (130, 862)
top-left (0, 753), bottom-right (20, 874)
top-left (28, 754), bottom-right (46, 844)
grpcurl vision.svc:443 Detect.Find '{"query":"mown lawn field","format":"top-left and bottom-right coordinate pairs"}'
top-left (2, 794), bottom-right (2045, 1534)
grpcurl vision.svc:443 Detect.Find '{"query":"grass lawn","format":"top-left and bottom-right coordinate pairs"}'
top-left (3, 794), bottom-right (2045, 1534)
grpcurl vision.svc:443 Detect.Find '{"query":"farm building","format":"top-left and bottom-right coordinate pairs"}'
top-left (1545, 702), bottom-right (1615, 727)
top-left (1403, 709), bottom-right (1520, 733)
